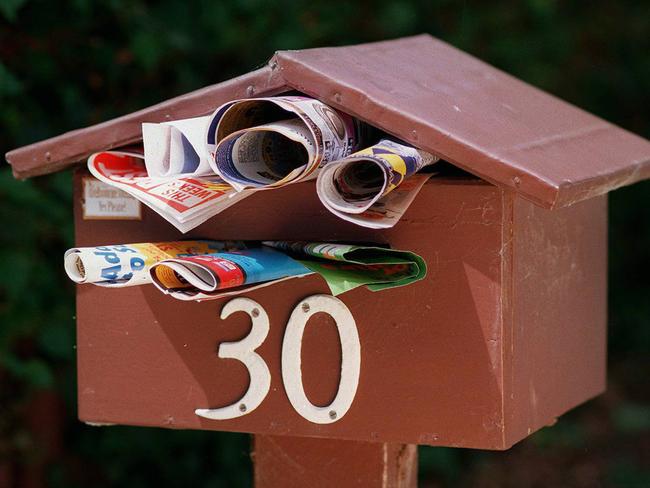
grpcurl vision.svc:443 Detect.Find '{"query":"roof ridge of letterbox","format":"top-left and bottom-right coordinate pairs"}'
top-left (272, 34), bottom-right (650, 209)
top-left (6, 34), bottom-right (650, 209)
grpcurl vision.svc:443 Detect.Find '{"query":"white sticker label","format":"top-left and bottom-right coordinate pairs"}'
top-left (83, 178), bottom-right (141, 220)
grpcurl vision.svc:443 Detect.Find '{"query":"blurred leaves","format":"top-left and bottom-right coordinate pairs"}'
top-left (0, 62), bottom-right (22, 98)
top-left (0, 0), bottom-right (28, 22)
top-left (2, 356), bottom-right (53, 389)
top-left (0, 0), bottom-right (648, 487)
top-left (613, 404), bottom-right (650, 434)
top-left (67, 427), bottom-right (252, 488)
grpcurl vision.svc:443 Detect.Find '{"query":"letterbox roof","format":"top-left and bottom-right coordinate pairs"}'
top-left (6, 34), bottom-right (650, 209)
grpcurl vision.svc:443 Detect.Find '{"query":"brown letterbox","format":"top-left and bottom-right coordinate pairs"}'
top-left (6, 35), bottom-right (650, 485)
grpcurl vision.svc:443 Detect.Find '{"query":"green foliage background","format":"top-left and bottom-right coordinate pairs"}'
top-left (0, 1), bottom-right (648, 486)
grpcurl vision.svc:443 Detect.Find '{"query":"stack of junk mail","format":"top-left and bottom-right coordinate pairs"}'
top-left (89, 96), bottom-right (438, 232)
top-left (65, 240), bottom-right (426, 301)
top-left (72, 95), bottom-right (438, 299)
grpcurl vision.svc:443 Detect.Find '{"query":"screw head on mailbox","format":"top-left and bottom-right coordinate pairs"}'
top-left (5, 34), bottom-right (650, 487)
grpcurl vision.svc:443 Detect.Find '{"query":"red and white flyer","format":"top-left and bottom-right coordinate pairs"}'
top-left (87, 150), bottom-right (252, 233)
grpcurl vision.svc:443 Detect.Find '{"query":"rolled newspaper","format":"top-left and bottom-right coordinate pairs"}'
top-left (64, 241), bottom-right (243, 287)
top-left (316, 139), bottom-right (438, 228)
top-left (205, 96), bottom-right (361, 190)
top-left (142, 116), bottom-right (213, 177)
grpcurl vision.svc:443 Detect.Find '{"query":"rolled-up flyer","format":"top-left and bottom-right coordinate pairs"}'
top-left (150, 247), bottom-right (311, 299)
top-left (316, 139), bottom-right (438, 213)
top-left (315, 139), bottom-right (438, 229)
top-left (64, 241), bottom-right (243, 287)
top-left (205, 96), bottom-right (361, 190)
top-left (142, 116), bottom-right (213, 177)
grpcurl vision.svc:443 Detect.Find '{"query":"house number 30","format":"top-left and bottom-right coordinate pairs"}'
top-left (195, 295), bottom-right (361, 424)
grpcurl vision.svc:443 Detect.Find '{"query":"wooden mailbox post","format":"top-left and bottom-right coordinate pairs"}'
top-left (6, 35), bottom-right (650, 487)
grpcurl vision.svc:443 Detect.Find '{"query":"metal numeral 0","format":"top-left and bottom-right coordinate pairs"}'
top-left (282, 294), bottom-right (361, 424)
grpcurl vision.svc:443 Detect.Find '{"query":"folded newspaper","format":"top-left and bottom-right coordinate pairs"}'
top-left (263, 241), bottom-right (427, 295)
top-left (87, 150), bottom-right (250, 233)
top-left (205, 96), bottom-right (363, 190)
top-left (316, 139), bottom-right (438, 228)
top-left (149, 246), bottom-right (312, 300)
top-left (65, 240), bottom-right (426, 301)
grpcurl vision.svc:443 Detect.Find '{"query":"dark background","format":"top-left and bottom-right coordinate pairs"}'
top-left (1, 1), bottom-right (648, 487)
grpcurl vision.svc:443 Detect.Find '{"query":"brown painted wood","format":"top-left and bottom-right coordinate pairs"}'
top-left (253, 436), bottom-right (416, 488)
top-left (5, 67), bottom-right (287, 179)
top-left (275, 34), bottom-right (650, 209)
top-left (503, 194), bottom-right (607, 444)
top-left (73, 171), bottom-right (606, 449)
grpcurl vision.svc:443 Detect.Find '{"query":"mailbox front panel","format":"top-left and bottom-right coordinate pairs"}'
top-left (73, 173), bottom-right (606, 449)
